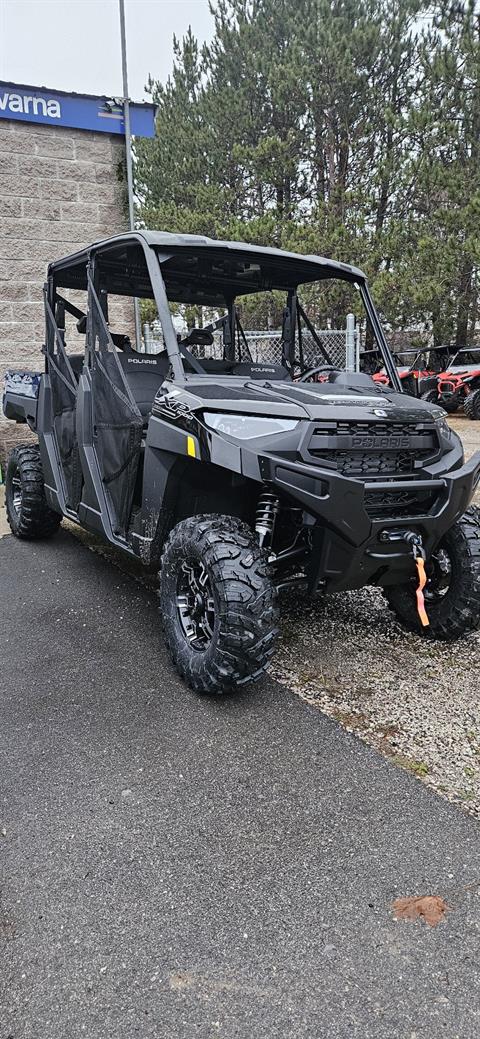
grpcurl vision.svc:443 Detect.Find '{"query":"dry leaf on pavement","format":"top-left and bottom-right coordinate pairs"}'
top-left (392, 895), bottom-right (449, 927)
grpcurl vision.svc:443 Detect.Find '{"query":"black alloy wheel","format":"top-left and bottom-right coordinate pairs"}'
top-left (176, 560), bottom-right (216, 651)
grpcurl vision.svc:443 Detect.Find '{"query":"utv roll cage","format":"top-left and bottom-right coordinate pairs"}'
top-left (46, 231), bottom-right (402, 391)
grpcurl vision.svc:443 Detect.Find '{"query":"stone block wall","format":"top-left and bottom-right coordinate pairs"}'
top-left (0, 118), bottom-right (130, 464)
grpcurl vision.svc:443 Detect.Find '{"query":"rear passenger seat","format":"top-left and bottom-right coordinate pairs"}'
top-left (116, 351), bottom-right (170, 418)
top-left (65, 351), bottom-right (170, 420)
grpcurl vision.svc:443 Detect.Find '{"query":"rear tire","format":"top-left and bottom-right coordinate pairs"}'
top-left (383, 507), bottom-right (480, 640)
top-left (5, 444), bottom-right (61, 540)
top-left (159, 514), bottom-right (279, 694)
top-left (464, 388), bottom-right (480, 420)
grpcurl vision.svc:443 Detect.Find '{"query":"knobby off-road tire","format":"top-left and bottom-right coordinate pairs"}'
top-left (383, 506), bottom-right (480, 640)
top-left (5, 444), bottom-right (61, 540)
top-left (420, 389), bottom-right (440, 405)
top-left (464, 388), bottom-right (480, 421)
top-left (159, 514), bottom-right (279, 694)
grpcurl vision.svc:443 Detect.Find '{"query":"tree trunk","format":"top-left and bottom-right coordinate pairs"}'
top-left (455, 260), bottom-right (473, 349)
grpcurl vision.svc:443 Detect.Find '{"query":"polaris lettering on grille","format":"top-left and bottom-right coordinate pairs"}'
top-left (351, 434), bottom-right (410, 449)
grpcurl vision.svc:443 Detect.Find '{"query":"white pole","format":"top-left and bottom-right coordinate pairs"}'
top-left (119, 0), bottom-right (142, 350)
top-left (346, 313), bottom-right (356, 372)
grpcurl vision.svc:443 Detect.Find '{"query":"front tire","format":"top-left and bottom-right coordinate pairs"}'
top-left (5, 444), bottom-right (61, 540)
top-left (464, 388), bottom-right (480, 420)
top-left (159, 514), bottom-right (279, 694)
top-left (383, 507), bottom-right (480, 640)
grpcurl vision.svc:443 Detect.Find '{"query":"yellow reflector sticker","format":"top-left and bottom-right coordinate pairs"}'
top-left (187, 435), bottom-right (196, 458)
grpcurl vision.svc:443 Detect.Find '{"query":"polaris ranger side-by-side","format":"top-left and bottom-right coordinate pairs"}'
top-left (423, 347), bottom-right (480, 418)
top-left (3, 232), bottom-right (480, 694)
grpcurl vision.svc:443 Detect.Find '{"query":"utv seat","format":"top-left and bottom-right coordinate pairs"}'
top-left (195, 358), bottom-right (235, 374)
top-left (116, 351), bottom-right (170, 418)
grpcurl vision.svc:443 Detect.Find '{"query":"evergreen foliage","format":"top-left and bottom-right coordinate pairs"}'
top-left (135, 0), bottom-right (480, 341)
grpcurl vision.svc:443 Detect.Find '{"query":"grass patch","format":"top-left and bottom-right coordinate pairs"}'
top-left (390, 755), bottom-right (429, 777)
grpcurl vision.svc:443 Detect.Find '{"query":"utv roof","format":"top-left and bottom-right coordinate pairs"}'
top-left (48, 231), bottom-right (366, 304)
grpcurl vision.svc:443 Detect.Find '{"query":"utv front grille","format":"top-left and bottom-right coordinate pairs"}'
top-left (308, 421), bottom-right (438, 477)
top-left (363, 486), bottom-right (439, 519)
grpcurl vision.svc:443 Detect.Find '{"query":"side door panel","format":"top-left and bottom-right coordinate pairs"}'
top-left (84, 268), bottom-right (143, 538)
top-left (43, 286), bottom-right (83, 512)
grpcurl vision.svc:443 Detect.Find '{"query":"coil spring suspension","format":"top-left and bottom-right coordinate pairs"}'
top-left (255, 490), bottom-right (280, 548)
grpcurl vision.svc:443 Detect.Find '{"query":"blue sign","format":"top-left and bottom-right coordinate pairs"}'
top-left (0, 81), bottom-right (156, 137)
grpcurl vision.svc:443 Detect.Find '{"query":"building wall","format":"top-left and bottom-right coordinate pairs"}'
top-left (0, 117), bottom-right (129, 462)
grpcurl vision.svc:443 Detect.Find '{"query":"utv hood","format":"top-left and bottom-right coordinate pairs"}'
top-left (174, 375), bottom-right (442, 424)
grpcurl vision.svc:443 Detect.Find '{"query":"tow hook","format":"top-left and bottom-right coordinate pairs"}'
top-left (379, 529), bottom-right (430, 628)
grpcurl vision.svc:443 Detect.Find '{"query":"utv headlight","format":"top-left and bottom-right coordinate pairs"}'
top-left (203, 412), bottom-right (299, 439)
top-left (432, 411), bottom-right (451, 438)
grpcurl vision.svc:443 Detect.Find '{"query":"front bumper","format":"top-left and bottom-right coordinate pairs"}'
top-left (255, 450), bottom-right (480, 593)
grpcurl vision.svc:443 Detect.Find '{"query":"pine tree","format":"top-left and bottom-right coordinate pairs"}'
top-left (410, 1), bottom-right (480, 346)
top-left (135, 0), bottom-right (480, 342)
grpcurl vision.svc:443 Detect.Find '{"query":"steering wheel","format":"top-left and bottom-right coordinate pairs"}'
top-left (299, 365), bottom-right (338, 383)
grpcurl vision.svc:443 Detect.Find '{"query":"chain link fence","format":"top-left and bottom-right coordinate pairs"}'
top-left (144, 322), bottom-right (357, 369)
top-left (242, 329), bottom-right (351, 368)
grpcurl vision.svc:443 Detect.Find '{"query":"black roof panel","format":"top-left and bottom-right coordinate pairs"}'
top-left (48, 231), bottom-right (366, 299)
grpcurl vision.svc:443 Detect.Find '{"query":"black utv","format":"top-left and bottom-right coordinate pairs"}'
top-left (3, 232), bottom-right (480, 694)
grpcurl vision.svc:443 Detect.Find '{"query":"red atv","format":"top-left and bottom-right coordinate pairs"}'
top-left (370, 347), bottom-right (450, 397)
top-left (422, 347), bottom-right (480, 419)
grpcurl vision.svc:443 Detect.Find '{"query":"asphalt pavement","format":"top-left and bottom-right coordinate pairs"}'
top-left (1, 529), bottom-right (480, 1039)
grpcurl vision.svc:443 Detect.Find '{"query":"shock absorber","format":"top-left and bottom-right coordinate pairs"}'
top-left (255, 489), bottom-right (280, 548)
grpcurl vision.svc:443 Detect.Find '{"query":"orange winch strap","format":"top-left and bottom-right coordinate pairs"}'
top-left (415, 556), bottom-right (429, 627)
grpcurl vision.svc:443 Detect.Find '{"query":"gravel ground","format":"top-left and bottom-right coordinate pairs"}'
top-left (271, 586), bottom-right (480, 815)
top-left (272, 414), bottom-right (480, 817)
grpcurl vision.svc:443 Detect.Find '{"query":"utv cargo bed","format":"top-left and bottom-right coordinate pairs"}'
top-left (2, 370), bottom-right (40, 428)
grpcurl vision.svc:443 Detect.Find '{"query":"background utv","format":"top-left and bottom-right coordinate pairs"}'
top-left (3, 232), bottom-right (480, 694)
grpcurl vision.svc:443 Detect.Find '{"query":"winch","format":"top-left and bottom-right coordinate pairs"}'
top-left (379, 529), bottom-right (429, 627)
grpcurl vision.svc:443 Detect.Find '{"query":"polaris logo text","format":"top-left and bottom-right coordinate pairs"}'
top-left (128, 357), bottom-right (157, 365)
top-left (352, 434), bottom-right (410, 449)
top-left (0, 91), bottom-right (61, 119)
